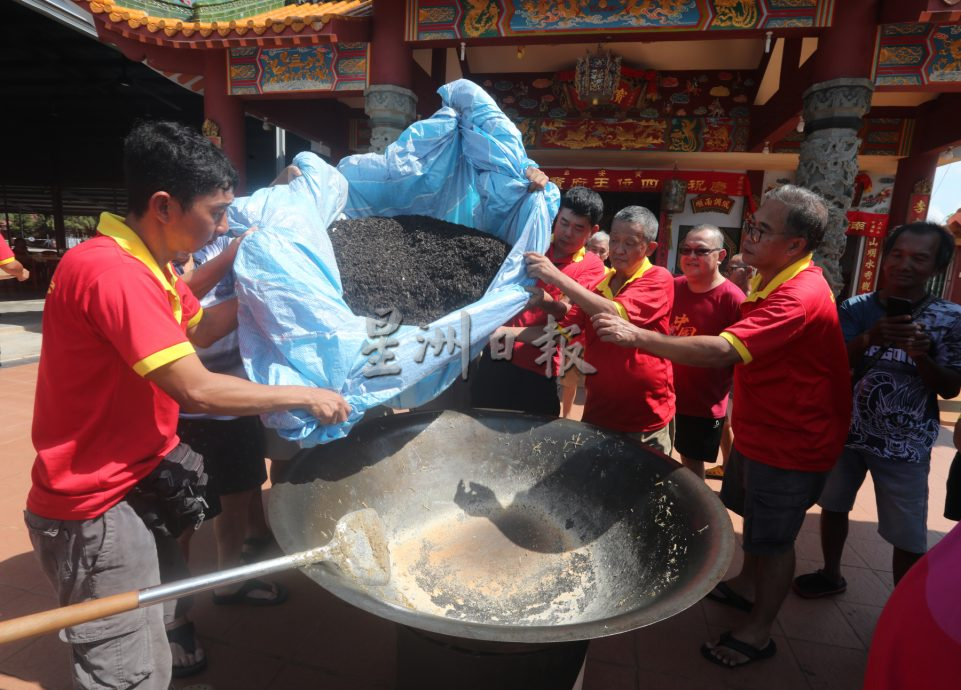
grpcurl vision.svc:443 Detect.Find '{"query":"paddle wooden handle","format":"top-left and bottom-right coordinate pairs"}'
top-left (0, 591), bottom-right (140, 644)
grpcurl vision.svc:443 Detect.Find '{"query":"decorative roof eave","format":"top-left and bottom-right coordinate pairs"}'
top-left (78, 0), bottom-right (371, 49)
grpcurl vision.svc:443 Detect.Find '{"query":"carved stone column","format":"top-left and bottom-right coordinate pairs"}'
top-left (365, 85), bottom-right (417, 154)
top-left (795, 78), bottom-right (874, 292)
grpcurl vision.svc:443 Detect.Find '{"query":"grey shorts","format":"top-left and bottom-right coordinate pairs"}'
top-left (25, 501), bottom-right (172, 690)
top-left (627, 422), bottom-right (674, 457)
top-left (720, 447), bottom-right (828, 555)
top-left (818, 446), bottom-right (930, 554)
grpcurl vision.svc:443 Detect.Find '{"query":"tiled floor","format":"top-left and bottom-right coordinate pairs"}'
top-left (0, 361), bottom-right (956, 690)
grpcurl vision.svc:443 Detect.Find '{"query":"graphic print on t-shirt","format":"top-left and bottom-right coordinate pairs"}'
top-left (846, 298), bottom-right (961, 464)
top-left (671, 313), bottom-right (698, 337)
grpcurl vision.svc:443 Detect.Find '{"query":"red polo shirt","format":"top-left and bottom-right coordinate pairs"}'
top-left (670, 276), bottom-right (744, 418)
top-left (719, 255), bottom-right (851, 472)
top-left (510, 245), bottom-right (606, 376)
top-left (565, 259), bottom-right (675, 433)
top-left (0, 235), bottom-right (14, 266)
top-left (29, 213), bottom-right (203, 520)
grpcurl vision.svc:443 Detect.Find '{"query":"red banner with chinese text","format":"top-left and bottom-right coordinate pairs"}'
top-left (856, 236), bottom-right (883, 295)
top-left (541, 168), bottom-right (750, 199)
top-left (907, 194), bottom-right (931, 223)
top-left (845, 211), bottom-right (889, 238)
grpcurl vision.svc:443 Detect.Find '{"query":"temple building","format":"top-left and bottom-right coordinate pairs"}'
top-left (7, 0), bottom-right (961, 300)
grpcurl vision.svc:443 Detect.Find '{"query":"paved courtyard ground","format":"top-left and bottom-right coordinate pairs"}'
top-left (0, 319), bottom-right (957, 688)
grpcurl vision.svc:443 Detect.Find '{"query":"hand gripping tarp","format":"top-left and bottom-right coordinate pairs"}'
top-left (230, 79), bottom-right (560, 446)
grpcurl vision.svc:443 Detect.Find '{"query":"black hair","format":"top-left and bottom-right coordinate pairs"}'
top-left (763, 184), bottom-right (829, 252)
top-left (560, 186), bottom-right (604, 226)
top-left (883, 221), bottom-right (955, 271)
top-left (124, 120), bottom-right (239, 217)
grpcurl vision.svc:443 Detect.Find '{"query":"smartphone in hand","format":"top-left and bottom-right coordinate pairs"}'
top-left (886, 297), bottom-right (913, 318)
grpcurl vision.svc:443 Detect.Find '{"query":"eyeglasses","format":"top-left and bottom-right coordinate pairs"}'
top-left (742, 217), bottom-right (792, 243)
top-left (678, 247), bottom-right (722, 256)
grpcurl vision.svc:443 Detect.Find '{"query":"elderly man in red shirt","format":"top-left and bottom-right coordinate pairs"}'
top-left (504, 205), bottom-right (675, 453)
top-left (593, 185), bottom-right (851, 669)
top-left (26, 121), bottom-right (349, 690)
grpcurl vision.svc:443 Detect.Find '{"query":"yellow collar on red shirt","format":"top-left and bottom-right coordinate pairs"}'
top-left (744, 253), bottom-right (812, 303)
top-left (548, 235), bottom-right (586, 264)
top-left (595, 257), bottom-right (652, 299)
top-left (97, 212), bottom-right (186, 323)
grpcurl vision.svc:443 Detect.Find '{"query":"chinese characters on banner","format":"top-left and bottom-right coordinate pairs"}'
top-left (906, 193), bottom-right (931, 223)
top-left (690, 194), bottom-right (736, 215)
top-left (846, 190), bottom-right (930, 295)
top-left (361, 309), bottom-right (595, 379)
top-left (541, 168), bottom-right (750, 200)
top-left (846, 212), bottom-right (890, 295)
top-left (857, 236), bottom-right (883, 295)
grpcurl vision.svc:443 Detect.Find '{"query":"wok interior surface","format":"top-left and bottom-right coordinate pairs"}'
top-left (269, 410), bottom-right (734, 643)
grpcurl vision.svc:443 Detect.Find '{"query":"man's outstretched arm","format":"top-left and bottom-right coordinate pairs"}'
top-left (592, 312), bottom-right (742, 368)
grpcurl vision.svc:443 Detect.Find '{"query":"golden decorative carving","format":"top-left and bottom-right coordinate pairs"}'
top-left (712, 0), bottom-right (759, 28)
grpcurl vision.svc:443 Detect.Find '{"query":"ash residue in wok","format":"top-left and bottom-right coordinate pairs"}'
top-left (328, 215), bottom-right (512, 324)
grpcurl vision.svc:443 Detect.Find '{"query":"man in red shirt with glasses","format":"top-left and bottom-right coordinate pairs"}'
top-left (671, 224), bottom-right (745, 479)
top-left (593, 185), bottom-right (851, 670)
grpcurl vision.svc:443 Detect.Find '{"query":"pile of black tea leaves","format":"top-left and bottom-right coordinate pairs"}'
top-left (327, 215), bottom-right (512, 325)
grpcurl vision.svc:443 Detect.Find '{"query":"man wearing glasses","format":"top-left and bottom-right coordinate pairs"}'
top-left (670, 224), bottom-right (745, 479)
top-left (592, 185), bottom-right (851, 670)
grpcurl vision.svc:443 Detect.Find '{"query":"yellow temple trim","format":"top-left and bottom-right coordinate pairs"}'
top-left (83, 0), bottom-right (370, 40)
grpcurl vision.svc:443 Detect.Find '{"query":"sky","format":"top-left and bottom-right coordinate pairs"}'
top-left (929, 160), bottom-right (961, 225)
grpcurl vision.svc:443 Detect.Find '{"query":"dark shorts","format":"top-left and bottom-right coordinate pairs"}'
top-left (470, 348), bottom-right (559, 417)
top-left (673, 414), bottom-right (725, 462)
top-left (946, 451), bottom-right (961, 521)
top-left (177, 416), bottom-right (267, 519)
top-left (720, 447), bottom-right (828, 555)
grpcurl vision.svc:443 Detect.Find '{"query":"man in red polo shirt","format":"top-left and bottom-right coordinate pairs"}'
top-left (25, 121), bottom-right (349, 690)
top-left (508, 205), bottom-right (675, 453)
top-left (671, 224), bottom-right (745, 479)
top-left (593, 185), bottom-right (851, 670)
top-left (471, 186), bottom-right (606, 416)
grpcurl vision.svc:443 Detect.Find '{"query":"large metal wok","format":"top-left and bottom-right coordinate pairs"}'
top-left (269, 409), bottom-right (734, 644)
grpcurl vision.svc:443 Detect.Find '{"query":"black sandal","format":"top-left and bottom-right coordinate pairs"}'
top-left (701, 631), bottom-right (777, 668)
top-left (792, 570), bottom-right (847, 598)
top-left (166, 620), bottom-right (207, 678)
top-left (705, 581), bottom-right (754, 612)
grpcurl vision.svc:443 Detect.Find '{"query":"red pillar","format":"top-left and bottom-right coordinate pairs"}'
top-left (203, 49), bottom-right (246, 194)
top-left (369, 0), bottom-right (412, 88)
top-left (888, 150), bottom-right (939, 229)
top-left (811, 0), bottom-right (879, 83)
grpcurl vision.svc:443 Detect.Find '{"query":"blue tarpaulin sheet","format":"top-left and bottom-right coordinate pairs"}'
top-left (228, 79), bottom-right (559, 445)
